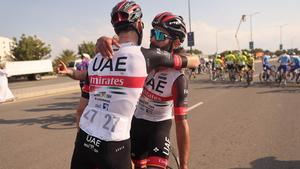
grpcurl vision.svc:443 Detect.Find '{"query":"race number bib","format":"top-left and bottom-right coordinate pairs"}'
top-left (80, 107), bottom-right (130, 141)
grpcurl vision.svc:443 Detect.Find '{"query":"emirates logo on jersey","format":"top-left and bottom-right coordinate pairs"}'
top-left (89, 75), bottom-right (146, 88)
top-left (90, 75), bottom-right (124, 86)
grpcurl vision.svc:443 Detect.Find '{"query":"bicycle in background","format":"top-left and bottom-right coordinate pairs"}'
top-left (243, 66), bottom-right (253, 86)
top-left (259, 65), bottom-right (277, 83)
top-left (295, 68), bottom-right (300, 84)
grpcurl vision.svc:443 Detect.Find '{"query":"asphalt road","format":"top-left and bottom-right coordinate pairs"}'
top-left (8, 76), bottom-right (74, 90)
top-left (1, 61), bottom-right (300, 169)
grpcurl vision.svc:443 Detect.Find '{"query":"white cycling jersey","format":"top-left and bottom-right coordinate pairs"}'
top-left (278, 54), bottom-right (290, 65)
top-left (79, 43), bottom-right (190, 141)
top-left (134, 68), bottom-right (183, 122)
top-left (80, 43), bottom-right (147, 141)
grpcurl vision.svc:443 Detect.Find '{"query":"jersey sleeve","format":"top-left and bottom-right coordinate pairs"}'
top-left (172, 74), bottom-right (188, 121)
top-left (81, 72), bottom-right (90, 99)
top-left (141, 47), bottom-right (188, 73)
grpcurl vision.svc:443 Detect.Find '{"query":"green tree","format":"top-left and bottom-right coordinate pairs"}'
top-left (53, 49), bottom-right (76, 67)
top-left (295, 48), bottom-right (300, 55)
top-left (186, 48), bottom-right (202, 55)
top-left (274, 50), bottom-right (283, 57)
top-left (78, 41), bottom-right (95, 58)
top-left (12, 34), bottom-right (51, 61)
top-left (253, 48), bottom-right (264, 53)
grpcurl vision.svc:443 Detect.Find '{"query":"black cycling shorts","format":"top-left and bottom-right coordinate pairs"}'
top-left (130, 116), bottom-right (172, 168)
top-left (226, 64), bottom-right (234, 70)
top-left (237, 65), bottom-right (245, 71)
top-left (71, 129), bottom-right (131, 169)
top-left (247, 65), bottom-right (253, 70)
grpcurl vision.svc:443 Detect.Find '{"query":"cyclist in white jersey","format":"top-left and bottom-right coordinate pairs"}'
top-left (289, 52), bottom-right (300, 80)
top-left (97, 12), bottom-right (191, 169)
top-left (135, 13), bottom-right (190, 169)
top-left (277, 50), bottom-right (290, 83)
top-left (57, 1), bottom-right (198, 169)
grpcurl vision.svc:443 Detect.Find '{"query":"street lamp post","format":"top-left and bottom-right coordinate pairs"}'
top-left (248, 12), bottom-right (260, 51)
top-left (235, 15), bottom-right (246, 51)
top-left (279, 24), bottom-right (288, 50)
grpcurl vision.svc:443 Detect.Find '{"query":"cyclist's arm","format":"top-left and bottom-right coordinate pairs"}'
top-left (172, 75), bottom-right (190, 169)
top-left (77, 74), bottom-right (90, 130)
top-left (81, 73), bottom-right (90, 99)
top-left (262, 57), bottom-right (266, 65)
top-left (69, 70), bottom-right (87, 81)
top-left (57, 64), bottom-right (87, 81)
top-left (141, 47), bottom-right (199, 73)
top-left (76, 97), bottom-right (88, 130)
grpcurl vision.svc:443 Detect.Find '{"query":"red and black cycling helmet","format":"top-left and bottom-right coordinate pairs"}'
top-left (111, 0), bottom-right (143, 44)
top-left (152, 12), bottom-right (187, 43)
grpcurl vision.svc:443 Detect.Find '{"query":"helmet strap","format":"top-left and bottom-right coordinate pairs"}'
top-left (134, 21), bottom-right (144, 45)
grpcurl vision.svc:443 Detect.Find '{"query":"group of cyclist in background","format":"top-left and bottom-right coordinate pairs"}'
top-left (196, 50), bottom-right (255, 85)
top-left (261, 50), bottom-right (300, 86)
top-left (193, 49), bottom-right (300, 86)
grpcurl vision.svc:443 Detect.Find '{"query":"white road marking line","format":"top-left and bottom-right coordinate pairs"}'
top-left (187, 102), bottom-right (204, 112)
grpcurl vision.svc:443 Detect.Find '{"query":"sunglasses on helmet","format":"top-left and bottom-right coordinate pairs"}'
top-left (150, 29), bottom-right (173, 41)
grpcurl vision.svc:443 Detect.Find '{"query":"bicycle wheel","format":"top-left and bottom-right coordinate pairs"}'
top-left (209, 70), bottom-right (214, 81)
top-left (270, 65), bottom-right (277, 72)
top-left (259, 72), bottom-right (263, 83)
top-left (246, 71), bottom-right (251, 86)
top-left (167, 146), bottom-right (180, 169)
top-left (228, 69), bottom-right (235, 82)
top-left (296, 73), bottom-right (300, 84)
top-left (275, 71), bottom-right (282, 84)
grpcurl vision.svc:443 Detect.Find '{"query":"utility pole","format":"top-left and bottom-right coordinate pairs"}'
top-left (279, 24), bottom-right (288, 50)
top-left (216, 30), bottom-right (222, 53)
top-left (187, 0), bottom-right (194, 53)
top-left (249, 12), bottom-right (260, 51)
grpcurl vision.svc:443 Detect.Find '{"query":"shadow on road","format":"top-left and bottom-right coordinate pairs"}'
top-left (0, 113), bottom-right (76, 130)
top-left (1, 99), bottom-right (78, 130)
top-left (190, 78), bottom-right (300, 93)
top-left (256, 88), bottom-right (300, 94)
top-left (231, 156), bottom-right (300, 169)
top-left (24, 101), bottom-right (78, 112)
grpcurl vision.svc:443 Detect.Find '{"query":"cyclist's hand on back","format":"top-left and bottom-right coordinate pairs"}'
top-left (95, 36), bottom-right (120, 59)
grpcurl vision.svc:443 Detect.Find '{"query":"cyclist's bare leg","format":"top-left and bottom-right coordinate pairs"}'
top-left (283, 71), bottom-right (287, 85)
top-left (290, 70), bottom-right (296, 80)
top-left (238, 69), bottom-right (243, 81)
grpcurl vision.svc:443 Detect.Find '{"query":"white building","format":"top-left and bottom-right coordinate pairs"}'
top-left (0, 36), bottom-right (15, 62)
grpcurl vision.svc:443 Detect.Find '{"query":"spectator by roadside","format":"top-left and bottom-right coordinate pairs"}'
top-left (0, 62), bottom-right (15, 103)
top-left (75, 53), bottom-right (90, 91)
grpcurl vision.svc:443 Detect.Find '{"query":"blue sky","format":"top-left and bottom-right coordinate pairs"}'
top-left (1, 0), bottom-right (299, 58)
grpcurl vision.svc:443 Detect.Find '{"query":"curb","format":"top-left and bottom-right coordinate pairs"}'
top-left (11, 81), bottom-right (80, 101)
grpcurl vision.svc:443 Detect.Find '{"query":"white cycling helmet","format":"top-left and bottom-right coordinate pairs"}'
top-left (82, 53), bottom-right (90, 59)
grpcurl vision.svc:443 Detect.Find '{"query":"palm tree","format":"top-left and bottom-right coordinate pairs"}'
top-left (53, 49), bottom-right (77, 67)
